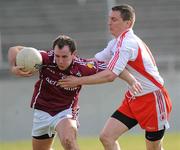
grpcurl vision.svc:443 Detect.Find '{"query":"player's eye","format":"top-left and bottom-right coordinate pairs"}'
top-left (55, 55), bottom-right (59, 58)
top-left (62, 55), bottom-right (68, 58)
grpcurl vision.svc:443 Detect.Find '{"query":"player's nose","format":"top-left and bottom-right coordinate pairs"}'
top-left (58, 58), bottom-right (63, 64)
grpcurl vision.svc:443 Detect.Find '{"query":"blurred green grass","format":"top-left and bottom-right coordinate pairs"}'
top-left (0, 133), bottom-right (179, 150)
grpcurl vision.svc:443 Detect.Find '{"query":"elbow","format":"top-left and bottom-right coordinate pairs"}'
top-left (8, 46), bottom-right (18, 56)
top-left (9, 46), bottom-right (24, 52)
top-left (8, 47), bottom-right (14, 53)
top-left (8, 46), bottom-right (23, 67)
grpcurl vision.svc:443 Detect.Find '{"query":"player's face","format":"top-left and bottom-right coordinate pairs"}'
top-left (108, 10), bottom-right (131, 38)
top-left (54, 45), bottom-right (76, 70)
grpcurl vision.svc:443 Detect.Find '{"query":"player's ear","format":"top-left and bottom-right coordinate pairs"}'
top-left (126, 20), bottom-right (133, 28)
top-left (72, 50), bottom-right (78, 56)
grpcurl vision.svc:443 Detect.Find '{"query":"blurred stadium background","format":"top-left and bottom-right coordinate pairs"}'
top-left (0, 0), bottom-right (180, 141)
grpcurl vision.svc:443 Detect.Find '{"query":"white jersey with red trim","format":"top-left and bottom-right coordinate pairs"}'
top-left (95, 29), bottom-right (164, 95)
top-left (95, 39), bottom-right (117, 63)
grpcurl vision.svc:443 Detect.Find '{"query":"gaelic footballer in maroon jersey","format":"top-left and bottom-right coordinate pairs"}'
top-left (8, 35), bottom-right (107, 149)
top-left (31, 49), bottom-right (106, 116)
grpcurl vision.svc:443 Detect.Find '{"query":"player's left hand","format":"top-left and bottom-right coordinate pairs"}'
top-left (57, 75), bottom-right (80, 88)
top-left (11, 65), bottom-right (33, 77)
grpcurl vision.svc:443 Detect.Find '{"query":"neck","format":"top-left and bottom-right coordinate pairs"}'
top-left (115, 28), bottom-right (131, 38)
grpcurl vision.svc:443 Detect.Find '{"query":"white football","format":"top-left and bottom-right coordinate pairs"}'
top-left (16, 47), bottom-right (42, 72)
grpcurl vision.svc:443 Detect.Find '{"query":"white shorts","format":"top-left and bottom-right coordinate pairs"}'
top-left (32, 108), bottom-right (76, 137)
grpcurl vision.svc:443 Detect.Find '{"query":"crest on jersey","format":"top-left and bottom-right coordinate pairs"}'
top-left (87, 62), bottom-right (95, 69)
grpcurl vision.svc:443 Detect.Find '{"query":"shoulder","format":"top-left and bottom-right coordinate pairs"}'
top-left (39, 50), bottom-right (54, 64)
top-left (73, 57), bottom-right (106, 75)
top-left (73, 57), bottom-right (91, 67)
top-left (121, 32), bottom-right (139, 50)
top-left (39, 49), bottom-right (54, 56)
top-left (73, 57), bottom-right (97, 74)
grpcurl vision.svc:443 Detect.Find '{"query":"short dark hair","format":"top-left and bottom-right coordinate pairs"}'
top-left (112, 4), bottom-right (135, 22)
top-left (53, 35), bottom-right (77, 53)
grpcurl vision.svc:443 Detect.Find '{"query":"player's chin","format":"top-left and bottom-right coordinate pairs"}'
top-left (58, 66), bottom-right (67, 71)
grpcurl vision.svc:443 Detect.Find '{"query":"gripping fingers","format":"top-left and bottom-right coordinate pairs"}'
top-left (131, 81), bottom-right (143, 95)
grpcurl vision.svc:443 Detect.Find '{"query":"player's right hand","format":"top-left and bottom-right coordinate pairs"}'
top-left (57, 75), bottom-right (80, 88)
top-left (11, 66), bottom-right (33, 77)
top-left (129, 80), bottom-right (142, 96)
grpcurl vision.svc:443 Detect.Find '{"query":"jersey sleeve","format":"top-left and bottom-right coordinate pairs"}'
top-left (95, 39), bottom-right (116, 63)
top-left (107, 38), bottom-right (138, 75)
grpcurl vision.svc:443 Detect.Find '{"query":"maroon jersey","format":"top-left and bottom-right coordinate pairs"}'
top-left (31, 50), bottom-right (106, 116)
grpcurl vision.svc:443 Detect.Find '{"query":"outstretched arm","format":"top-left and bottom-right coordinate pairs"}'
top-left (58, 69), bottom-right (116, 87)
top-left (58, 68), bottom-right (142, 95)
top-left (8, 46), bottom-right (33, 77)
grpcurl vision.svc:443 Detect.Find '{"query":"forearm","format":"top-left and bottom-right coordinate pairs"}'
top-left (78, 69), bottom-right (117, 85)
top-left (8, 46), bottom-right (24, 67)
top-left (119, 69), bottom-right (137, 86)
